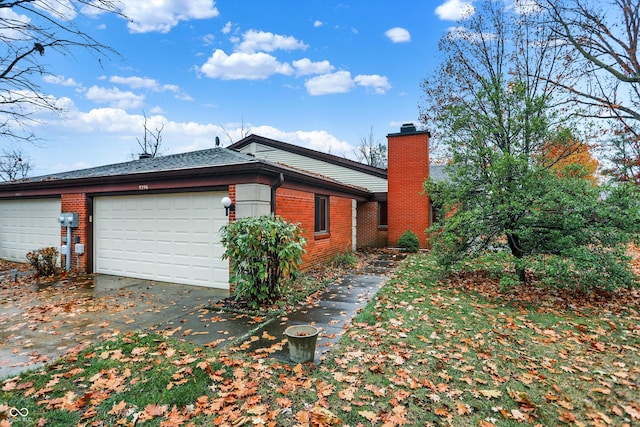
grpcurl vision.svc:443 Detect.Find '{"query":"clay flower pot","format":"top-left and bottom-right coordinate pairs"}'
top-left (284, 325), bottom-right (319, 363)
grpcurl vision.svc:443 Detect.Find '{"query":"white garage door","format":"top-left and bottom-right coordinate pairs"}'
top-left (0, 198), bottom-right (61, 262)
top-left (94, 192), bottom-right (229, 289)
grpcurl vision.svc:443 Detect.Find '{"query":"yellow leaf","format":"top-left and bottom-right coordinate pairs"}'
top-left (358, 410), bottom-right (378, 422)
top-left (479, 389), bottom-right (503, 399)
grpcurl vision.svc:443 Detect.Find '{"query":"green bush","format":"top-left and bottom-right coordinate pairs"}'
top-left (26, 247), bottom-right (59, 277)
top-left (398, 230), bottom-right (420, 253)
top-left (220, 215), bottom-right (306, 309)
top-left (331, 251), bottom-right (358, 268)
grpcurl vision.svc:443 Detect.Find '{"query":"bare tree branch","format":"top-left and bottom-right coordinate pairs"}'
top-left (0, 0), bottom-right (124, 142)
top-left (136, 112), bottom-right (164, 158)
top-left (0, 147), bottom-right (32, 181)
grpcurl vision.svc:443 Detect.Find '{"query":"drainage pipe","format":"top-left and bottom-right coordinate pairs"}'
top-left (271, 173), bottom-right (284, 215)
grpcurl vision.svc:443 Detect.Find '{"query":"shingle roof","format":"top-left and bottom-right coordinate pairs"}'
top-left (10, 147), bottom-right (258, 183)
top-left (430, 164), bottom-right (449, 183)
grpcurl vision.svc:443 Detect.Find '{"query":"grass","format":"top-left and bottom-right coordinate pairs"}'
top-left (1, 252), bottom-right (638, 426)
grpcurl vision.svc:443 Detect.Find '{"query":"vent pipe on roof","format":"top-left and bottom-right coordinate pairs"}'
top-left (139, 152), bottom-right (152, 159)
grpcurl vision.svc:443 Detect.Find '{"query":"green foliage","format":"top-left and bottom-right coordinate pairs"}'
top-left (397, 230), bottom-right (420, 253)
top-left (220, 215), bottom-right (306, 309)
top-left (25, 246), bottom-right (59, 276)
top-left (330, 251), bottom-right (358, 268)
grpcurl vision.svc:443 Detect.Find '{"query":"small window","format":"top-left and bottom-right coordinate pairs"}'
top-left (378, 201), bottom-right (388, 227)
top-left (314, 195), bottom-right (329, 233)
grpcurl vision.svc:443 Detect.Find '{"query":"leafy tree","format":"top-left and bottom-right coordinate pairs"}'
top-left (540, 129), bottom-right (599, 183)
top-left (421, 0), bottom-right (639, 289)
top-left (220, 215), bottom-right (306, 308)
top-left (0, 0), bottom-right (123, 143)
top-left (541, 0), bottom-right (640, 183)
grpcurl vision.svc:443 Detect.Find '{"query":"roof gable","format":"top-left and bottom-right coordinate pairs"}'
top-left (230, 134), bottom-right (388, 179)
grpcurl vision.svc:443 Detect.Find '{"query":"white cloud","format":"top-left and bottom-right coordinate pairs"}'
top-left (385, 27), bottom-right (411, 43)
top-left (313, 20), bottom-right (323, 27)
top-left (109, 76), bottom-right (192, 100)
top-left (202, 33), bottom-right (215, 45)
top-left (0, 7), bottom-right (31, 39)
top-left (509, 0), bottom-right (542, 15)
top-left (354, 74), bottom-right (392, 94)
top-left (110, 76), bottom-right (160, 90)
top-left (236, 30), bottom-right (308, 53)
top-left (305, 71), bottom-right (354, 95)
top-left (199, 49), bottom-right (294, 80)
top-left (28, 96), bottom-right (360, 174)
top-left (435, 0), bottom-right (475, 21)
top-left (446, 26), bottom-right (495, 43)
top-left (85, 86), bottom-right (145, 109)
top-left (292, 58), bottom-right (334, 76)
top-left (249, 126), bottom-right (353, 157)
top-left (42, 75), bottom-right (81, 87)
top-left (114, 0), bottom-right (220, 33)
top-left (222, 21), bottom-right (232, 34)
top-left (37, 0), bottom-right (78, 21)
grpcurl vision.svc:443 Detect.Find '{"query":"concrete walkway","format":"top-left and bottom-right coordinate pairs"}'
top-left (0, 251), bottom-right (402, 378)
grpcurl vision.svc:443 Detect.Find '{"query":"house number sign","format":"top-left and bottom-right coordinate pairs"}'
top-left (138, 184), bottom-right (149, 190)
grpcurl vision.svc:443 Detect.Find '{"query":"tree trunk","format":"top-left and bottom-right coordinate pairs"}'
top-left (506, 233), bottom-right (527, 283)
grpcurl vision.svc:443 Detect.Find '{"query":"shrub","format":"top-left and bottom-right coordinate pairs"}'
top-left (398, 230), bottom-right (420, 253)
top-left (331, 251), bottom-right (359, 268)
top-left (26, 247), bottom-right (59, 277)
top-left (220, 215), bottom-right (306, 309)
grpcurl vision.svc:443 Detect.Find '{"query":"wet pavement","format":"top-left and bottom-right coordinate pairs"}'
top-left (0, 250), bottom-right (403, 379)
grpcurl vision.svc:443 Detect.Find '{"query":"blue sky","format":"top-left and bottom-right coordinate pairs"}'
top-left (14, 0), bottom-right (476, 176)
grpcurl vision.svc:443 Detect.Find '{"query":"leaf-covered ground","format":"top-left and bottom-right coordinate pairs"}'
top-left (1, 252), bottom-right (639, 426)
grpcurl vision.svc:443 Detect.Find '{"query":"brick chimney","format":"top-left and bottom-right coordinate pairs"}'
top-left (387, 123), bottom-right (431, 248)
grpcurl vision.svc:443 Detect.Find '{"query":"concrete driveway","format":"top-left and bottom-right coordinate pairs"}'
top-left (1, 250), bottom-right (403, 379)
top-left (0, 274), bottom-right (228, 379)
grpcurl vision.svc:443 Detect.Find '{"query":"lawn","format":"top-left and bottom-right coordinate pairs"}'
top-left (1, 252), bottom-right (638, 426)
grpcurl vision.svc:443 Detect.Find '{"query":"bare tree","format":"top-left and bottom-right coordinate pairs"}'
top-left (221, 117), bottom-right (252, 145)
top-left (136, 112), bottom-right (164, 158)
top-left (0, 1), bottom-right (123, 142)
top-left (542, 0), bottom-right (640, 182)
top-left (355, 127), bottom-right (387, 168)
top-left (0, 148), bottom-right (32, 181)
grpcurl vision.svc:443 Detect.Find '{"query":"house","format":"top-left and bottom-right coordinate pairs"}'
top-left (0, 124), bottom-right (433, 291)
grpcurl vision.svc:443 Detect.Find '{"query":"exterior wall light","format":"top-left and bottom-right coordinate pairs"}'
top-left (221, 196), bottom-right (235, 216)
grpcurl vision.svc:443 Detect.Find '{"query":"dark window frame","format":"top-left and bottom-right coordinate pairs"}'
top-left (378, 200), bottom-right (388, 228)
top-left (314, 194), bottom-right (329, 234)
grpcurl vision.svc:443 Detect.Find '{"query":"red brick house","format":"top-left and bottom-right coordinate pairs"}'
top-left (0, 124), bottom-right (434, 291)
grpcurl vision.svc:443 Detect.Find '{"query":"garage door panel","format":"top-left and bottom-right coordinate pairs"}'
top-left (94, 192), bottom-right (228, 289)
top-left (0, 199), bottom-right (61, 262)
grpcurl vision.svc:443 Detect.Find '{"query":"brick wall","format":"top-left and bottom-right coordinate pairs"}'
top-left (276, 187), bottom-right (353, 270)
top-left (60, 193), bottom-right (89, 273)
top-left (387, 128), bottom-right (431, 248)
top-left (356, 201), bottom-right (388, 248)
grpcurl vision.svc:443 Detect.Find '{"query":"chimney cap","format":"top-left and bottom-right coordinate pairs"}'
top-left (387, 123), bottom-right (430, 138)
top-left (400, 123), bottom-right (417, 133)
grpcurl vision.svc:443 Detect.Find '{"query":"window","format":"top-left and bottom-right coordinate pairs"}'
top-left (378, 201), bottom-right (388, 227)
top-left (314, 194), bottom-right (329, 233)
